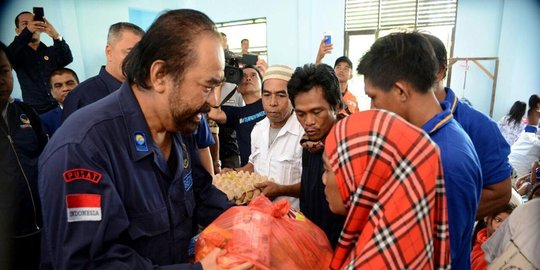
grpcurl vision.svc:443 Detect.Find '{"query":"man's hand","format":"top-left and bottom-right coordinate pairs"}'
top-left (200, 247), bottom-right (253, 270)
top-left (255, 58), bottom-right (268, 77)
top-left (301, 140), bottom-right (324, 153)
top-left (220, 167), bottom-right (234, 174)
top-left (43, 18), bottom-right (60, 40)
top-left (200, 248), bottom-right (223, 270)
top-left (254, 181), bottom-right (282, 199)
top-left (315, 37), bottom-right (333, 64)
top-left (26, 20), bottom-right (46, 34)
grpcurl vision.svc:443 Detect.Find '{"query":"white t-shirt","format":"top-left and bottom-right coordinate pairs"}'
top-left (482, 199), bottom-right (540, 269)
top-left (508, 131), bottom-right (540, 177)
top-left (248, 114), bottom-right (304, 208)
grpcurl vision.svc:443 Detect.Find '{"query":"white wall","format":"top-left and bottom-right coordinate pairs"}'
top-left (495, 0), bottom-right (540, 120)
top-left (1, 0), bottom-right (345, 99)
top-left (0, 0), bottom-right (181, 99)
top-left (1, 0), bottom-right (538, 119)
top-left (452, 0), bottom-right (540, 119)
top-left (177, 0), bottom-right (345, 68)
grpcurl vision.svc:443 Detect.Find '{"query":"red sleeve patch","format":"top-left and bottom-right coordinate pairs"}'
top-left (66, 194), bottom-right (102, 222)
top-left (63, 168), bottom-right (102, 184)
top-left (66, 194), bottom-right (101, 208)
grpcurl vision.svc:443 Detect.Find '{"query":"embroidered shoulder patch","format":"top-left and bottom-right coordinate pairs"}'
top-left (66, 194), bottom-right (102, 222)
top-left (63, 168), bottom-right (103, 184)
top-left (19, 114), bottom-right (32, 129)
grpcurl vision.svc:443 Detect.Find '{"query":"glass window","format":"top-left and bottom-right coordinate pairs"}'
top-left (344, 0), bottom-right (457, 110)
top-left (217, 18), bottom-right (267, 62)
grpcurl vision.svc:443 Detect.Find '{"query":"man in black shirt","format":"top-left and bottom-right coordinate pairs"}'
top-left (287, 63), bottom-right (346, 247)
top-left (7, 11), bottom-right (73, 114)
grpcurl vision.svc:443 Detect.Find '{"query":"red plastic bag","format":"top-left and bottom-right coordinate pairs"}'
top-left (195, 195), bottom-right (333, 269)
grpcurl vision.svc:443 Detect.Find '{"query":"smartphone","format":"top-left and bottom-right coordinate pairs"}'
top-left (33, 7), bottom-right (44, 22)
top-left (242, 54), bottom-right (258, 66)
top-left (324, 32), bottom-right (332, 45)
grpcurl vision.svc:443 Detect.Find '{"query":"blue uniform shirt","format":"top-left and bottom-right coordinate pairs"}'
top-left (194, 114), bottom-right (215, 148)
top-left (444, 87), bottom-right (512, 187)
top-left (38, 82), bottom-right (232, 269)
top-left (62, 66), bottom-right (121, 122)
top-left (422, 101), bottom-right (482, 270)
top-left (39, 106), bottom-right (62, 138)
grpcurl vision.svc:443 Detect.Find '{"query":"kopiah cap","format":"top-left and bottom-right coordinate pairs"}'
top-left (263, 65), bottom-right (294, 83)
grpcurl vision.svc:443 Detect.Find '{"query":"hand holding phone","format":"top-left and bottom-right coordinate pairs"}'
top-left (241, 54), bottom-right (258, 66)
top-left (324, 32), bottom-right (332, 45)
top-left (33, 7), bottom-right (45, 22)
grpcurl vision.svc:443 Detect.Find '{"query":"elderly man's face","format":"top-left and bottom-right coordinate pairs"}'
top-left (106, 30), bottom-right (142, 81)
top-left (167, 33), bottom-right (224, 134)
top-left (262, 78), bottom-right (292, 128)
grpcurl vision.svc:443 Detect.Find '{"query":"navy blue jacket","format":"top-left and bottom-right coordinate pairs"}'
top-left (0, 99), bottom-right (47, 269)
top-left (38, 82), bottom-right (232, 269)
top-left (7, 28), bottom-right (72, 113)
top-left (62, 66), bottom-right (121, 122)
top-left (39, 106), bottom-right (62, 138)
top-left (0, 99), bottom-right (46, 237)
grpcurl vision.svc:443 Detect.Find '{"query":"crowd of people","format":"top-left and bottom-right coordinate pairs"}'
top-left (1, 7), bottom-right (538, 270)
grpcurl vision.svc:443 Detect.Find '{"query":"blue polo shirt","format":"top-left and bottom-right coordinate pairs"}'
top-left (422, 101), bottom-right (482, 270)
top-left (38, 82), bottom-right (231, 269)
top-left (444, 88), bottom-right (512, 187)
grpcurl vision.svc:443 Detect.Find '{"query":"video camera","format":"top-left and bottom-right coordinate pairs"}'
top-left (223, 50), bottom-right (258, 86)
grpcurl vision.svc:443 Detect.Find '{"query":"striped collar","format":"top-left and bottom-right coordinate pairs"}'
top-left (443, 87), bottom-right (459, 115)
top-left (421, 100), bottom-right (454, 134)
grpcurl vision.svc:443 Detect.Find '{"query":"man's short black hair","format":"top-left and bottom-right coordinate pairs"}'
top-left (15, 11), bottom-right (32, 28)
top-left (423, 33), bottom-right (448, 78)
top-left (287, 63), bottom-right (342, 111)
top-left (242, 65), bottom-right (262, 80)
top-left (122, 9), bottom-right (220, 90)
top-left (334, 56), bottom-right (353, 69)
top-left (528, 94), bottom-right (540, 110)
top-left (49, 68), bottom-right (80, 85)
top-left (357, 32), bottom-right (438, 94)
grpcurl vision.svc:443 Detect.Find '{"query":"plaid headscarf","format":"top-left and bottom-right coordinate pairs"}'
top-left (325, 110), bottom-right (450, 270)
